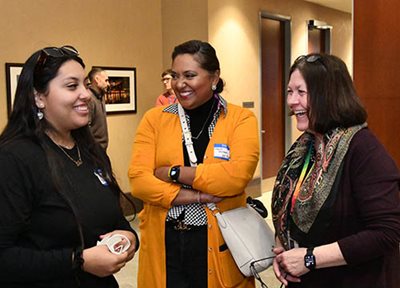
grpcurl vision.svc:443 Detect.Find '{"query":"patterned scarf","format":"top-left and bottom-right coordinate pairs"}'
top-left (272, 123), bottom-right (367, 249)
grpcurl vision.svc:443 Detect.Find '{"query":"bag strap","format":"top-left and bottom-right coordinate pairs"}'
top-left (177, 103), bottom-right (216, 212)
top-left (179, 103), bottom-right (271, 287)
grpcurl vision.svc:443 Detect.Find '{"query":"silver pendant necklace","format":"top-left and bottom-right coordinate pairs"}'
top-left (191, 100), bottom-right (215, 140)
top-left (57, 144), bottom-right (83, 167)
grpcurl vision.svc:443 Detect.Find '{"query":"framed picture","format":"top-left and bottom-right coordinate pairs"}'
top-left (93, 66), bottom-right (137, 114)
top-left (5, 63), bottom-right (23, 116)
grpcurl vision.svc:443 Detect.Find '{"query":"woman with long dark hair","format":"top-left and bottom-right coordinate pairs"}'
top-left (0, 46), bottom-right (138, 287)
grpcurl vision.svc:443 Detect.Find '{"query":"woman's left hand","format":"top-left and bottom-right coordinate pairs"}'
top-left (154, 166), bottom-right (169, 182)
top-left (154, 166), bottom-right (196, 186)
top-left (99, 230), bottom-right (137, 262)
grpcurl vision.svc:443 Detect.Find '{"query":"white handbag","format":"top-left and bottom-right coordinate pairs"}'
top-left (207, 202), bottom-right (275, 277)
top-left (177, 103), bottom-right (275, 279)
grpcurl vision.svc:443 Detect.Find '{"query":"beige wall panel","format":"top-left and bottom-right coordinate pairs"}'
top-left (0, 0), bottom-right (163, 192)
top-left (161, 0), bottom-right (208, 69)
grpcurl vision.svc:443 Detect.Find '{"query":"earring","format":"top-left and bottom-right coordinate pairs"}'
top-left (212, 84), bottom-right (217, 91)
top-left (37, 109), bottom-right (44, 120)
top-left (37, 104), bottom-right (44, 120)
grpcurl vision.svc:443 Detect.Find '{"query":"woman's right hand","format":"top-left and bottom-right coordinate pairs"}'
top-left (82, 245), bottom-right (129, 277)
top-left (172, 188), bottom-right (223, 205)
top-left (272, 246), bottom-right (302, 286)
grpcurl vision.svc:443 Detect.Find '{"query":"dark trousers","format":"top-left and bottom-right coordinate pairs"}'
top-left (165, 223), bottom-right (208, 288)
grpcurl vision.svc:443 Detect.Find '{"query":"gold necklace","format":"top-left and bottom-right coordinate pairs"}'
top-left (57, 144), bottom-right (83, 167)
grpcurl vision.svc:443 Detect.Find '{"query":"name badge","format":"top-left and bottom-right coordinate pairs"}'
top-left (214, 144), bottom-right (230, 160)
top-left (94, 169), bottom-right (109, 186)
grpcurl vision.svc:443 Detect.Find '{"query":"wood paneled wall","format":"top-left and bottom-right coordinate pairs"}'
top-left (354, 0), bottom-right (400, 167)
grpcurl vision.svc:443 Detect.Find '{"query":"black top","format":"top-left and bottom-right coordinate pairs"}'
top-left (183, 96), bottom-right (217, 165)
top-left (0, 136), bottom-right (137, 288)
top-left (287, 129), bottom-right (400, 288)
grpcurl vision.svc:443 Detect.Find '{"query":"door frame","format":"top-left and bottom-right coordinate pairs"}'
top-left (259, 11), bottom-right (292, 181)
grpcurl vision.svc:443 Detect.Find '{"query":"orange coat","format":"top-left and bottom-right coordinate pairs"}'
top-left (128, 102), bottom-right (259, 288)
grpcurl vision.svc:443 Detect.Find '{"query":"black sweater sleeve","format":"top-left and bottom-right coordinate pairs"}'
top-left (337, 129), bottom-right (400, 264)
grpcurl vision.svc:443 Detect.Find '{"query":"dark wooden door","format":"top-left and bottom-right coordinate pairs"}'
top-left (354, 0), bottom-right (400, 167)
top-left (261, 17), bottom-right (285, 179)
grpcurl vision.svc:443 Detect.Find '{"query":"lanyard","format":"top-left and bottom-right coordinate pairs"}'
top-left (178, 103), bottom-right (218, 213)
top-left (290, 145), bottom-right (314, 214)
top-left (178, 103), bottom-right (198, 166)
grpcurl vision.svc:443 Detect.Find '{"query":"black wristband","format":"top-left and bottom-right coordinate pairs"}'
top-left (72, 247), bottom-right (85, 272)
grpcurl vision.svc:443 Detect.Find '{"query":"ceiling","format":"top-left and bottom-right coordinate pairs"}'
top-left (304, 0), bottom-right (352, 13)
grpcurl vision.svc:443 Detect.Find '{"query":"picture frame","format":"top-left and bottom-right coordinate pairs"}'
top-left (92, 66), bottom-right (137, 114)
top-left (5, 63), bottom-right (23, 116)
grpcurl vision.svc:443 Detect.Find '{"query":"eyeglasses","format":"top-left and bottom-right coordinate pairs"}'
top-left (35, 45), bottom-right (79, 72)
top-left (162, 77), bottom-right (172, 82)
top-left (249, 256), bottom-right (275, 288)
top-left (295, 54), bottom-right (326, 70)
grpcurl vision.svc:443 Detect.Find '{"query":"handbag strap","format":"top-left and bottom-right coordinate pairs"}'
top-left (177, 103), bottom-right (216, 212)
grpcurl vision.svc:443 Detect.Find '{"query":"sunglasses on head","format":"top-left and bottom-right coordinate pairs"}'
top-left (295, 54), bottom-right (326, 70)
top-left (42, 45), bottom-right (78, 57)
top-left (35, 45), bottom-right (79, 71)
top-left (296, 54), bottom-right (320, 62)
top-left (294, 54), bottom-right (326, 70)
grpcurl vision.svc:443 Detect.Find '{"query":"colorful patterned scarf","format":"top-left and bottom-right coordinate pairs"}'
top-left (272, 123), bottom-right (367, 249)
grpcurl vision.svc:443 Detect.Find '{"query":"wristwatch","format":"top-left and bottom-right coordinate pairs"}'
top-left (304, 247), bottom-right (316, 270)
top-left (168, 165), bottom-right (180, 183)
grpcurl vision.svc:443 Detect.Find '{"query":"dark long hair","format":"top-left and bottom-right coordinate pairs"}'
top-left (290, 53), bottom-right (367, 134)
top-left (0, 47), bottom-right (130, 247)
top-left (172, 40), bottom-right (224, 93)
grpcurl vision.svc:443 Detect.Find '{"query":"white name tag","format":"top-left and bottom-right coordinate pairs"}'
top-left (214, 144), bottom-right (230, 160)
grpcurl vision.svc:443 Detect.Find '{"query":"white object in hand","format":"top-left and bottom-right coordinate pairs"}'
top-left (97, 234), bottom-right (131, 255)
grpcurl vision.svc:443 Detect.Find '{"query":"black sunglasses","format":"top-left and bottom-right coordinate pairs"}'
top-left (295, 54), bottom-right (326, 70)
top-left (35, 45), bottom-right (79, 72)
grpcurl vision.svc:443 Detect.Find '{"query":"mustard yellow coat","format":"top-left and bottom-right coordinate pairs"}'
top-left (128, 102), bottom-right (259, 288)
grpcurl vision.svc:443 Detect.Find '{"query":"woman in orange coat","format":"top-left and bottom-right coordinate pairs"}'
top-left (129, 40), bottom-right (259, 288)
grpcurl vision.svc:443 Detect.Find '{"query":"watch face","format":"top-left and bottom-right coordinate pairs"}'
top-left (305, 255), bottom-right (315, 268)
top-left (169, 166), bottom-right (180, 182)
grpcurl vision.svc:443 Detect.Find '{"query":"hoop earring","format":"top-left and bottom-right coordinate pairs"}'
top-left (212, 84), bottom-right (217, 91)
